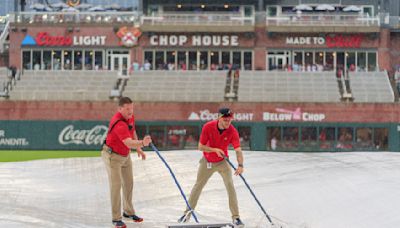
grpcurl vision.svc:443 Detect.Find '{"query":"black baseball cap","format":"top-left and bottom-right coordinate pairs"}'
top-left (218, 108), bottom-right (233, 118)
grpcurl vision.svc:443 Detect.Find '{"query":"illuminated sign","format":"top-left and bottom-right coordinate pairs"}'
top-left (150, 35), bottom-right (239, 46)
top-left (22, 32), bottom-right (106, 46)
top-left (188, 109), bottom-right (253, 121)
top-left (286, 35), bottom-right (363, 48)
top-left (263, 108), bottom-right (326, 122)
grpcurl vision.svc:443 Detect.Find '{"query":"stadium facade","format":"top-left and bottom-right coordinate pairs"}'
top-left (0, 0), bottom-right (400, 152)
top-left (2, 0), bottom-right (399, 73)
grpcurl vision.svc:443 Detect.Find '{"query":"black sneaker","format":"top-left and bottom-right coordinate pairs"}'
top-left (123, 212), bottom-right (143, 222)
top-left (232, 218), bottom-right (244, 227)
top-left (112, 220), bottom-right (126, 228)
top-left (177, 213), bottom-right (190, 223)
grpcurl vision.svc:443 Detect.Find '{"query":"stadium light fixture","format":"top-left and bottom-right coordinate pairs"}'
top-left (224, 4), bottom-right (229, 9)
top-left (201, 4), bottom-right (205, 9)
top-left (177, 4), bottom-right (182, 9)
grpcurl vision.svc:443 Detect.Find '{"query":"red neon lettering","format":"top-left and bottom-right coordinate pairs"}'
top-left (326, 35), bottom-right (363, 48)
top-left (35, 32), bottom-right (47, 46)
top-left (35, 32), bottom-right (72, 46)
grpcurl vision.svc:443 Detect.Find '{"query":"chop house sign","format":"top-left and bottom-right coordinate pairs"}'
top-left (150, 34), bottom-right (239, 46)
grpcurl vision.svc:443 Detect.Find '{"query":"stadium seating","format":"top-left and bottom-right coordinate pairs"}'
top-left (9, 70), bottom-right (118, 100)
top-left (349, 72), bottom-right (394, 103)
top-left (237, 71), bottom-right (341, 102)
top-left (123, 71), bottom-right (226, 102)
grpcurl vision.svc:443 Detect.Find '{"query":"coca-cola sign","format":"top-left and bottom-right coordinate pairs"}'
top-left (58, 125), bottom-right (108, 145)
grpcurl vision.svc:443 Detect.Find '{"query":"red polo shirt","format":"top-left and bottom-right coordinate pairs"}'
top-left (199, 120), bottom-right (240, 163)
top-left (105, 112), bottom-right (135, 156)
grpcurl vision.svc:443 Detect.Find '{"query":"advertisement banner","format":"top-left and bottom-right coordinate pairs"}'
top-left (0, 121), bottom-right (108, 150)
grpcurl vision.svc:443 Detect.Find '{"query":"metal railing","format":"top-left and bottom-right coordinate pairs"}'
top-left (9, 11), bottom-right (140, 24)
top-left (0, 17), bottom-right (9, 53)
top-left (141, 12), bottom-right (255, 26)
top-left (386, 16), bottom-right (400, 28)
top-left (266, 13), bottom-right (380, 27)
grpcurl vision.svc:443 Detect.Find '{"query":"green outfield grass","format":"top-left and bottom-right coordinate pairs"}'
top-left (0, 150), bottom-right (100, 162)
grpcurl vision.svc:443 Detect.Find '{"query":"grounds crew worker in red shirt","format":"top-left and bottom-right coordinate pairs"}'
top-left (179, 108), bottom-right (245, 227)
top-left (102, 97), bottom-right (152, 228)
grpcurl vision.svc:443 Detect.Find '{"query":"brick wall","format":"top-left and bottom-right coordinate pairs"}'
top-left (1, 101), bottom-right (399, 123)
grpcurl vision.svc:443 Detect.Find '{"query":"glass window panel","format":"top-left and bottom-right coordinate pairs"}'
top-left (144, 51), bottom-right (153, 70)
top-left (237, 126), bottom-right (251, 150)
top-left (167, 126), bottom-right (199, 150)
top-left (346, 52), bottom-right (356, 72)
top-left (282, 127), bottom-right (298, 150)
top-left (135, 125), bottom-right (147, 139)
top-left (167, 126), bottom-right (186, 150)
top-left (304, 52), bottom-right (313, 71)
top-left (357, 52), bottom-right (366, 72)
top-left (166, 51), bottom-right (176, 70)
top-left (107, 55), bottom-right (111, 70)
top-left (319, 127), bottom-right (335, 150)
top-left (267, 127), bottom-right (281, 151)
top-left (243, 51), bottom-right (252, 70)
top-left (300, 127), bottom-right (317, 150)
top-left (210, 51), bottom-right (219, 70)
top-left (232, 51), bottom-right (241, 70)
top-left (293, 52), bottom-right (303, 71)
top-left (325, 52), bottom-right (335, 71)
top-left (32, 51), bottom-right (42, 70)
top-left (94, 51), bottom-right (103, 70)
top-left (183, 126), bottom-right (200, 149)
top-left (52, 51), bottom-right (61, 70)
top-left (43, 51), bottom-right (51, 70)
top-left (355, 127), bottom-right (373, 150)
top-left (113, 56), bottom-right (120, 71)
top-left (267, 53), bottom-right (275, 71)
top-left (63, 50), bottom-right (72, 70)
top-left (22, 50), bottom-right (32, 70)
top-left (367, 52), bottom-right (377, 71)
top-left (122, 57), bottom-right (128, 75)
top-left (199, 51), bottom-right (208, 70)
top-left (374, 128), bottom-right (388, 150)
top-left (74, 51), bottom-right (82, 70)
top-left (177, 51), bottom-right (186, 70)
top-left (267, 6), bottom-right (277, 16)
top-left (155, 51), bottom-right (165, 70)
top-left (221, 51), bottom-right (230, 69)
top-left (84, 51), bottom-right (93, 70)
top-left (337, 127), bottom-right (353, 149)
top-left (315, 52), bottom-right (324, 70)
top-left (188, 51), bottom-right (197, 70)
top-left (149, 126), bottom-right (166, 149)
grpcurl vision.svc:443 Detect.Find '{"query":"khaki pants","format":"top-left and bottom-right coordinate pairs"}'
top-left (185, 157), bottom-right (240, 219)
top-left (102, 149), bottom-right (135, 221)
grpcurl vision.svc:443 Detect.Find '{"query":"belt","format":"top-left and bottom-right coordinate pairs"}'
top-left (103, 144), bottom-right (117, 155)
